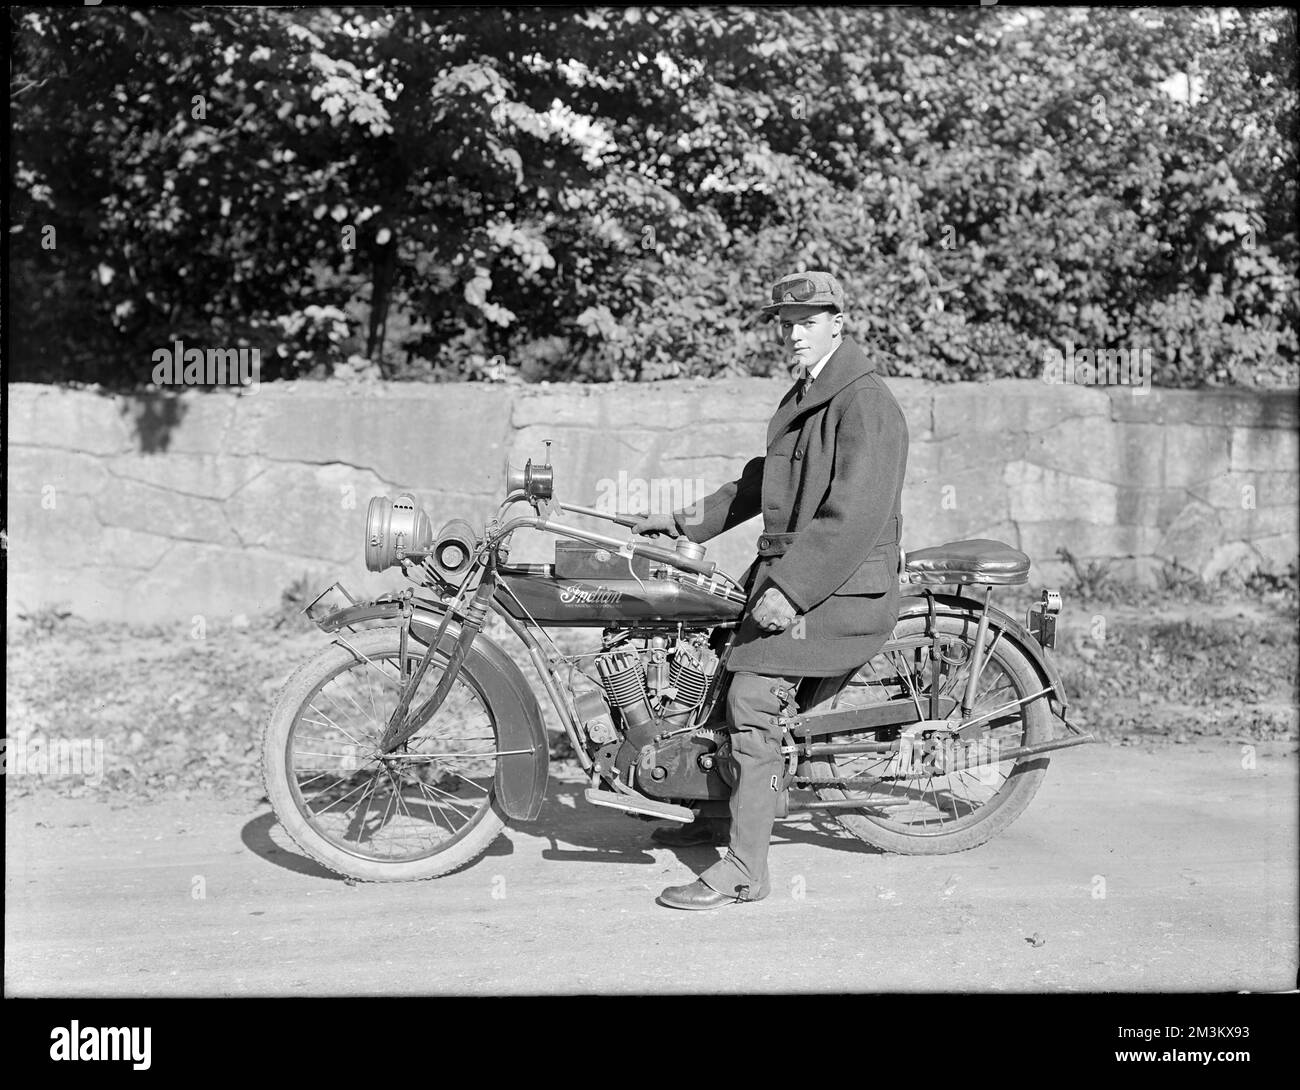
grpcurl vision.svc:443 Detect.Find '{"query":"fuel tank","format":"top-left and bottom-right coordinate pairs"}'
top-left (493, 565), bottom-right (744, 627)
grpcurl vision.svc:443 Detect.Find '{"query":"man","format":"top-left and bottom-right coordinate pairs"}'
top-left (633, 270), bottom-right (909, 910)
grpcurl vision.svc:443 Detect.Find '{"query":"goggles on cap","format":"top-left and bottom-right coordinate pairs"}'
top-left (770, 277), bottom-right (822, 305)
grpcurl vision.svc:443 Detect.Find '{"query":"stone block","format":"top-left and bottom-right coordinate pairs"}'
top-left (96, 527), bottom-right (176, 572)
top-left (660, 420), bottom-right (769, 468)
top-left (115, 390), bottom-right (241, 455)
top-left (93, 478), bottom-right (239, 547)
top-left (1107, 385), bottom-right (1299, 428)
top-left (603, 380), bottom-right (776, 431)
top-left (906, 519), bottom-right (1022, 554)
top-left (8, 386), bottom-right (134, 455)
top-left (1188, 470), bottom-right (1298, 514)
top-left (1160, 424), bottom-right (1232, 488)
top-left (512, 386), bottom-right (602, 429)
top-left (8, 496), bottom-right (107, 577)
top-left (907, 467), bottom-right (1012, 539)
top-left (1241, 505), bottom-right (1300, 539)
top-left (903, 440), bottom-right (941, 488)
top-left (888, 379), bottom-right (933, 440)
top-left (1230, 425), bottom-right (1300, 474)
top-left (1004, 461), bottom-right (1118, 526)
top-left (224, 462), bottom-right (389, 563)
top-left (7, 446), bottom-right (111, 496)
top-left (932, 380), bottom-right (1105, 440)
top-left (658, 455), bottom-right (759, 494)
top-left (229, 384), bottom-right (511, 493)
top-left (1115, 487), bottom-right (1169, 527)
top-left (104, 453), bottom-right (264, 500)
top-left (937, 428), bottom-right (1028, 474)
top-left (1031, 421), bottom-right (1163, 489)
top-left (408, 491), bottom-right (498, 531)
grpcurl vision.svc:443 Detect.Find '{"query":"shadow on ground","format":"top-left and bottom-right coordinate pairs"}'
top-left (242, 775), bottom-right (882, 882)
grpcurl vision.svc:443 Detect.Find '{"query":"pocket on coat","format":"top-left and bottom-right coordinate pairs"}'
top-left (813, 585), bottom-right (897, 640)
top-left (835, 555), bottom-right (896, 595)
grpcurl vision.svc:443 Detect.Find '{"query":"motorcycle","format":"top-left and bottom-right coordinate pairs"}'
top-left (262, 451), bottom-right (1093, 882)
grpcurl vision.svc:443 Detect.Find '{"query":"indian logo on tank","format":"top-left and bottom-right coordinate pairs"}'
top-left (558, 584), bottom-right (624, 605)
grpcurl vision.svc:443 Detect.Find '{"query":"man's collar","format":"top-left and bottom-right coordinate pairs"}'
top-left (769, 337), bottom-right (880, 443)
top-left (807, 342), bottom-right (839, 382)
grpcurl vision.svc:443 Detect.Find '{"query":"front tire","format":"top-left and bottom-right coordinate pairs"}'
top-left (262, 626), bottom-right (508, 881)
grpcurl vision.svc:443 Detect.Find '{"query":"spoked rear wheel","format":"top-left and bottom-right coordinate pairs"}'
top-left (802, 612), bottom-right (1051, 855)
top-left (262, 626), bottom-right (507, 881)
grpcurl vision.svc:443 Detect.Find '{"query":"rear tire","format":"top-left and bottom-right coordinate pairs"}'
top-left (801, 612), bottom-right (1051, 855)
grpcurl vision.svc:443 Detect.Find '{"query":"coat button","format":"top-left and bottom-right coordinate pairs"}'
top-left (793, 448), bottom-right (803, 460)
top-left (758, 537), bottom-right (770, 549)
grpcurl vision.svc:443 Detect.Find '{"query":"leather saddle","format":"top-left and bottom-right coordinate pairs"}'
top-left (903, 538), bottom-right (1030, 586)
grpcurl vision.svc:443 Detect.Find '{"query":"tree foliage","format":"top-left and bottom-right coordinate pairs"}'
top-left (9, 5), bottom-right (1297, 387)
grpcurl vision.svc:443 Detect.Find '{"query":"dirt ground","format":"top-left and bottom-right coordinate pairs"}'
top-left (5, 740), bottom-right (1297, 995)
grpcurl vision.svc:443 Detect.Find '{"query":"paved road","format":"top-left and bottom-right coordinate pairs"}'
top-left (6, 741), bottom-right (1297, 995)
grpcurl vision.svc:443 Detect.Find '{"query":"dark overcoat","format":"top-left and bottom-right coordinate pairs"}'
top-left (675, 336), bottom-right (909, 676)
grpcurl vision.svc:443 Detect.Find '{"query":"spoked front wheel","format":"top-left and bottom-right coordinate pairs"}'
top-left (801, 611), bottom-right (1052, 855)
top-left (262, 626), bottom-right (508, 881)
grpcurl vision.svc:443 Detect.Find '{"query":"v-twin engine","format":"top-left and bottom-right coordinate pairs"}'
top-left (594, 636), bottom-right (717, 735)
top-left (584, 634), bottom-right (720, 786)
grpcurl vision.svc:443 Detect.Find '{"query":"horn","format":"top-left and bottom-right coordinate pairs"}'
top-left (428, 519), bottom-right (478, 586)
top-left (505, 459), bottom-right (528, 496)
top-left (504, 458), bottom-right (553, 501)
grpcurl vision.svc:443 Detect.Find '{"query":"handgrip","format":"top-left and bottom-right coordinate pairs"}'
top-left (632, 543), bottom-right (716, 578)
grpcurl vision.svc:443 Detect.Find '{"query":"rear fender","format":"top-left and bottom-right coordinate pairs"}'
top-left (317, 598), bottom-right (549, 821)
top-left (897, 591), bottom-right (1070, 718)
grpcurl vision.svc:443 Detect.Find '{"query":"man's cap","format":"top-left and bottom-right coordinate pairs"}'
top-left (761, 270), bottom-right (845, 314)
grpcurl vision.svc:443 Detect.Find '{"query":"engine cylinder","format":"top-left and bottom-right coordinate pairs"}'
top-left (596, 649), bottom-right (654, 733)
top-left (659, 640), bottom-right (718, 728)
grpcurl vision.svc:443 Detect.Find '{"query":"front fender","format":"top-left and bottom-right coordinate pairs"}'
top-left (898, 591), bottom-right (1070, 718)
top-left (317, 597), bottom-right (549, 822)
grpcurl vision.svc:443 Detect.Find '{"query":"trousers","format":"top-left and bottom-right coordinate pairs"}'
top-left (697, 670), bottom-right (802, 902)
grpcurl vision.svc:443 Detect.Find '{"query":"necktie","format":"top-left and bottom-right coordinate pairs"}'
top-left (793, 363), bottom-right (809, 402)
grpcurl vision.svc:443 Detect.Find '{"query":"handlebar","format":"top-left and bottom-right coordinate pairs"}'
top-left (556, 501), bottom-right (643, 530)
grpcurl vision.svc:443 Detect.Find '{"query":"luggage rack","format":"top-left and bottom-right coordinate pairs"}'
top-left (898, 538), bottom-right (1047, 721)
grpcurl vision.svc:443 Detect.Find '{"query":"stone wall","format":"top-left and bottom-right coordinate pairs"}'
top-left (7, 379), bottom-right (1297, 622)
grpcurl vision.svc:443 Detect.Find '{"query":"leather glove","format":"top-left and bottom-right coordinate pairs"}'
top-left (751, 586), bottom-right (798, 633)
top-left (631, 512), bottom-right (681, 539)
